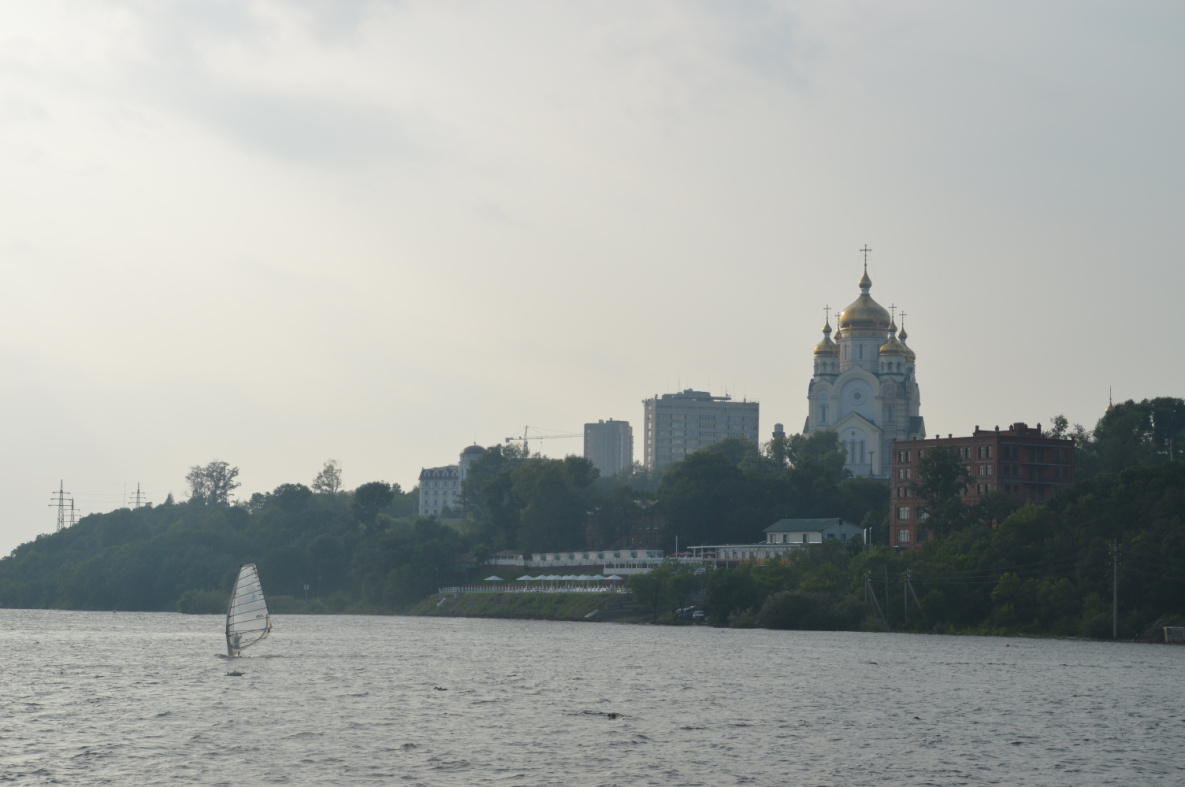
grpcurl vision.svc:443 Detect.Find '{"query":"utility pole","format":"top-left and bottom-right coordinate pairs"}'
top-left (904, 569), bottom-right (909, 625)
top-left (130, 483), bottom-right (150, 509)
top-left (884, 565), bottom-right (889, 622)
top-left (49, 480), bottom-right (69, 532)
top-left (904, 569), bottom-right (925, 622)
top-left (864, 571), bottom-right (888, 627)
top-left (1112, 538), bottom-right (1119, 639)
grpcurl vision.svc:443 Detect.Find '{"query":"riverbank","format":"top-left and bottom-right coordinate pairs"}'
top-left (406, 591), bottom-right (653, 623)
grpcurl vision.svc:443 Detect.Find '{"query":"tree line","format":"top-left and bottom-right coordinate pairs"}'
top-left (1, 396), bottom-right (1181, 637)
top-left (0, 460), bottom-right (462, 613)
top-left (629, 397), bottom-right (1185, 638)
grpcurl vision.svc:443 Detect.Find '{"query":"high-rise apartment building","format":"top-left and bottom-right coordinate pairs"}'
top-left (583, 419), bottom-right (633, 477)
top-left (642, 389), bottom-right (759, 470)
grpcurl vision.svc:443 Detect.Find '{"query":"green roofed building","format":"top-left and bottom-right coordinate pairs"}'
top-left (687, 518), bottom-right (864, 563)
top-left (763, 518), bottom-right (862, 545)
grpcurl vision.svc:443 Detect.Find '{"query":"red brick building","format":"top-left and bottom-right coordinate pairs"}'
top-left (889, 422), bottom-right (1075, 549)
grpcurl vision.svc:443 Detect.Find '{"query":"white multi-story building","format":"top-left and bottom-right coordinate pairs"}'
top-left (805, 263), bottom-right (925, 477)
top-left (642, 389), bottom-right (759, 470)
top-left (583, 419), bottom-right (633, 477)
top-left (418, 444), bottom-right (486, 518)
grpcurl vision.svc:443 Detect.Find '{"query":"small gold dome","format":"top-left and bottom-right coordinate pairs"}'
top-left (898, 325), bottom-right (916, 362)
top-left (880, 321), bottom-right (906, 355)
top-left (814, 320), bottom-right (839, 357)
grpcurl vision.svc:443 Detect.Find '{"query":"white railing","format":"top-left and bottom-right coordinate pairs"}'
top-left (438, 584), bottom-right (628, 595)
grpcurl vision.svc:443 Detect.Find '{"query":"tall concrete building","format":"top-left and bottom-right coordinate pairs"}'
top-left (583, 419), bottom-right (633, 477)
top-left (805, 262), bottom-right (925, 477)
top-left (643, 389), bottom-right (759, 470)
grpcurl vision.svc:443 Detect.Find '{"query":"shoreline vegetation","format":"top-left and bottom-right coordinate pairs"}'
top-left (2, 398), bottom-right (1184, 641)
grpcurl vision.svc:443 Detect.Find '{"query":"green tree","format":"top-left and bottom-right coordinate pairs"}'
top-left (910, 445), bottom-right (971, 538)
top-left (514, 460), bottom-right (585, 551)
top-left (272, 483), bottom-right (313, 513)
top-left (351, 482), bottom-right (395, 526)
top-left (461, 444), bottom-right (527, 519)
top-left (186, 460), bottom-right (241, 507)
top-left (656, 451), bottom-right (752, 547)
top-left (764, 432), bottom-right (791, 469)
top-left (587, 486), bottom-right (646, 547)
top-left (628, 561), bottom-right (699, 620)
top-left (312, 459), bottom-right (343, 495)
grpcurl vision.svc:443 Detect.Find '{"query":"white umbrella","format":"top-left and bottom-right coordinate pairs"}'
top-left (606, 575), bottom-right (624, 581)
top-left (484, 575), bottom-right (504, 582)
top-left (516, 574), bottom-right (534, 581)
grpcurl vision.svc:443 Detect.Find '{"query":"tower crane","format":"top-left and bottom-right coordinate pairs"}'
top-left (505, 425), bottom-right (581, 455)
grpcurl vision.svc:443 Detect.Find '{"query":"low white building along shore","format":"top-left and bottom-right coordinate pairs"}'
top-left (689, 518), bottom-right (863, 562)
top-left (485, 548), bottom-right (663, 573)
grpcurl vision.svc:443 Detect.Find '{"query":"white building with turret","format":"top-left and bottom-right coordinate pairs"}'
top-left (805, 264), bottom-right (925, 478)
top-left (418, 444), bottom-right (486, 518)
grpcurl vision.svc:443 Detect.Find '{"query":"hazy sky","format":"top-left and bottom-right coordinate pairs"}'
top-left (1, 1), bottom-right (1182, 555)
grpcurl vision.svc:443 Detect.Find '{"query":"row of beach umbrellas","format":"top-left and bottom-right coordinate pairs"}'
top-left (483, 574), bottom-right (624, 582)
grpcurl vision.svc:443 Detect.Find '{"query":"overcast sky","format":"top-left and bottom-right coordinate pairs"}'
top-left (1, 1), bottom-right (1182, 555)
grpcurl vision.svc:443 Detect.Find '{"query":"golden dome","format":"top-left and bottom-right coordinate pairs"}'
top-left (880, 321), bottom-right (906, 355)
top-left (814, 320), bottom-right (838, 357)
top-left (899, 325), bottom-right (916, 362)
top-left (840, 296), bottom-right (891, 331)
top-left (839, 264), bottom-right (891, 333)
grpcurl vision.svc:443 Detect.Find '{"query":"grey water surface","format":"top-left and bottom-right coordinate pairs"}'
top-left (1, 610), bottom-right (1180, 785)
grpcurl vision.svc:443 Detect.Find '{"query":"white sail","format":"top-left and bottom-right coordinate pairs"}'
top-left (226, 563), bottom-right (272, 657)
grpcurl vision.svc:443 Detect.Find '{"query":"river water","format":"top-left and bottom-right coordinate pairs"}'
top-left (0, 610), bottom-right (1180, 785)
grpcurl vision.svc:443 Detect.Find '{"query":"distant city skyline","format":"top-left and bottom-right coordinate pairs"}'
top-left (1, 2), bottom-right (1182, 555)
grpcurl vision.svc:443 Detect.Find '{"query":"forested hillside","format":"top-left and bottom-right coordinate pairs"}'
top-left (632, 460), bottom-right (1185, 637)
top-left (2, 397), bottom-right (1182, 636)
top-left (631, 398), bottom-right (1185, 638)
top-left (0, 478), bottom-right (463, 613)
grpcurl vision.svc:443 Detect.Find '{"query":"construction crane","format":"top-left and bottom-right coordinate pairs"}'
top-left (505, 425), bottom-right (581, 455)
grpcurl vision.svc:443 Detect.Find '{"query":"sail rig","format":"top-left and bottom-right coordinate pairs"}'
top-left (226, 563), bottom-right (272, 657)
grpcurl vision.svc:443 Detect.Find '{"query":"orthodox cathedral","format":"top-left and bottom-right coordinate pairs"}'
top-left (805, 262), bottom-right (925, 478)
